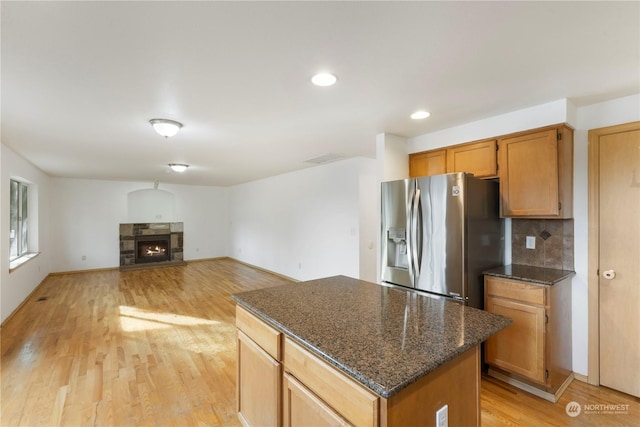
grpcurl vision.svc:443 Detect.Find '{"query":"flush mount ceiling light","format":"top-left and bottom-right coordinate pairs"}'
top-left (311, 72), bottom-right (338, 87)
top-left (150, 118), bottom-right (183, 138)
top-left (410, 110), bottom-right (431, 120)
top-left (168, 163), bottom-right (189, 173)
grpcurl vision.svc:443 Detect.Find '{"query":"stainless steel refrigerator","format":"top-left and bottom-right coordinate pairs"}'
top-left (380, 172), bottom-right (503, 309)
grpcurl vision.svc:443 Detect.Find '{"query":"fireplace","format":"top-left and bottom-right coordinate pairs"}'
top-left (119, 222), bottom-right (185, 270)
top-left (135, 234), bottom-right (170, 264)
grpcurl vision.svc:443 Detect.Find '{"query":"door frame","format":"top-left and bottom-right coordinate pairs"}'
top-left (587, 121), bottom-right (640, 385)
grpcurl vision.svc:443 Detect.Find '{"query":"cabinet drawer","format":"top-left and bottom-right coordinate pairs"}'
top-left (283, 372), bottom-right (351, 427)
top-left (236, 305), bottom-right (282, 361)
top-left (485, 277), bottom-right (546, 305)
top-left (284, 337), bottom-right (378, 427)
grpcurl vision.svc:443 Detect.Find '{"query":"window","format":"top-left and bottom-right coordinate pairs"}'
top-left (9, 179), bottom-right (29, 261)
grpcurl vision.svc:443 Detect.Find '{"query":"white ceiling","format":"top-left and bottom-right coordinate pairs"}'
top-left (2, 1), bottom-right (639, 186)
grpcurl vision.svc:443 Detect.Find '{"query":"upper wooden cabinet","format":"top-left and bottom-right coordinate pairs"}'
top-left (409, 149), bottom-right (446, 177)
top-left (409, 139), bottom-right (497, 179)
top-left (498, 125), bottom-right (573, 218)
top-left (447, 139), bottom-right (498, 178)
top-left (408, 124), bottom-right (573, 218)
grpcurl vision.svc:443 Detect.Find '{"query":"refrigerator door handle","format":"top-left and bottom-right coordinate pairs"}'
top-left (406, 185), bottom-right (415, 284)
top-left (414, 188), bottom-right (423, 275)
top-left (411, 188), bottom-right (422, 278)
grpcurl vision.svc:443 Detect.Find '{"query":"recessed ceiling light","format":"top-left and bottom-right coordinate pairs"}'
top-left (311, 72), bottom-right (338, 87)
top-left (411, 111), bottom-right (431, 120)
top-left (168, 163), bottom-right (189, 173)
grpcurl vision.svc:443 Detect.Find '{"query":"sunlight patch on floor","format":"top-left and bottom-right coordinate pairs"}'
top-left (118, 305), bottom-right (220, 332)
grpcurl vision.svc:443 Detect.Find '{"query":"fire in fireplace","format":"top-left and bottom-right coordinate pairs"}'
top-left (135, 235), bottom-right (171, 264)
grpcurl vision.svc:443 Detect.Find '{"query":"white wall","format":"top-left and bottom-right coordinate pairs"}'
top-left (358, 159), bottom-right (378, 283)
top-left (127, 188), bottom-right (175, 222)
top-left (228, 157), bottom-right (377, 281)
top-left (376, 133), bottom-right (409, 182)
top-left (406, 94), bottom-right (640, 377)
top-left (1, 143), bottom-right (52, 323)
top-left (49, 178), bottom-right (229, 272)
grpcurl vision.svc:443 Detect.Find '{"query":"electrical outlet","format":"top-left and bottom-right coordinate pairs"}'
top-left (436, 404), bottom-right (448, 427)
top-left (82, 255), bottom-right (86, 261)
top-left (526, 236), bottom-right (536, 250)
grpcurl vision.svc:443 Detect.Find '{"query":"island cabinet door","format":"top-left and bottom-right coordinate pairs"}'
top-left (283, 372), bottom-right (351, 427)
top-left (237, 330), bottom-right (282, 427)
top-left (485, 296), bottom-right (546, 384)
top-left (283, 338), bottom-right (379, 427)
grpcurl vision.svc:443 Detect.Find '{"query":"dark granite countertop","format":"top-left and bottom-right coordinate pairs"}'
top-left (232, 275), bottom-right (511, 398)
top-left (483, 264), bottom-right (575, 286)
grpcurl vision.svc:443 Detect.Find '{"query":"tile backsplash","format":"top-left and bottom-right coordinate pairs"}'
top-left (511, 219), bottom-right (574, 271)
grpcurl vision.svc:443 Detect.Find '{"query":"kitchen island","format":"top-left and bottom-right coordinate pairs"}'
top-left (232, 276), bottom-right (511, 426)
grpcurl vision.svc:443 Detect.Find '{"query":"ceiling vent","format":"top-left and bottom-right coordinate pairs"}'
top-left (304, 153), bottom-right (344, 165)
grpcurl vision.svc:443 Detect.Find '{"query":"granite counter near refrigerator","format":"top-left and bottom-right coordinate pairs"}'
top-left (483, 264), bottom-right (575, 286)
top-left (233, 275), bottom-right (511, 426)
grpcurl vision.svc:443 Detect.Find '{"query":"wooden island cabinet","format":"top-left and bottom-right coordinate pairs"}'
top-left (234, 276), bottom-right (511, 427)
top-left (236, 305), bottom-right (283, 427)
top-left (484, 273), bottom-right (573, 402)
top-left (283, 337), bottom-right (378, 427)
top-left (237, 305), bottom-right (484, 427)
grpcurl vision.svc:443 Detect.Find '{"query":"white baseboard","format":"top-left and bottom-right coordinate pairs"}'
top-left (573, 372), bottom-right (588, 383)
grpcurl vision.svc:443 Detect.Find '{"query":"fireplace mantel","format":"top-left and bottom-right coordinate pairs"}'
top-left (119, 222), bottom-right (185, 270)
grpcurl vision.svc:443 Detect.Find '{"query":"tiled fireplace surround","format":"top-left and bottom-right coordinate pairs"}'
top-left (511, 218), bottom-right (574, 271)
top-left (119, 222), bottom-right (184, 268)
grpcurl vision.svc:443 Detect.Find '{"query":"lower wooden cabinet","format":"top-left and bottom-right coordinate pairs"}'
top-left (236, 306), bottom-right (283, 427)
top-left (484, 275), bottom-right (573, 402)
top-left (485, 296), bottom-right (546, 383)
top-left (283, 372), bottom-right (351, 427)
top-left (284, 337), bottom-right (379, 427)
top-left (237, 330), bottom-right (282, 427)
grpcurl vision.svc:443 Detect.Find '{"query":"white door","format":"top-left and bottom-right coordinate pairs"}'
top-left (592, 122), bottom-right (640, 397)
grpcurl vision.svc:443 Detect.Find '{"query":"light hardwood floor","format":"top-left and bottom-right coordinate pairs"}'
top-left (2, 259), bottom-right (638, 426)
